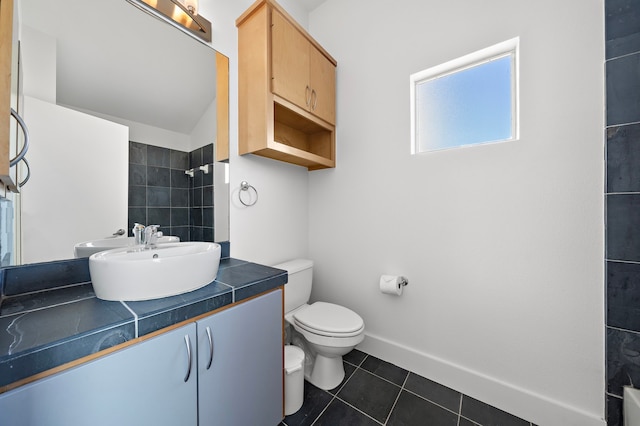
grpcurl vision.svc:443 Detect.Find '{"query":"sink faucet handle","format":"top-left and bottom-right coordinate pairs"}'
top-left (144, 225), bottom-right (160, 247)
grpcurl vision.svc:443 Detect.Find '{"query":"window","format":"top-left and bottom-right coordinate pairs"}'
top-left (410, 38), bottom-right (519, 153)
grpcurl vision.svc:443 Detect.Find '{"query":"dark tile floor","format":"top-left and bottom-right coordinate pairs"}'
top-left (280, 349), bottom-right (536, 426)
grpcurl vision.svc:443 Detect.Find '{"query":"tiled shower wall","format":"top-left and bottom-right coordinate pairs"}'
top-left (128, 142), bottom-right (215, 242)
top-left (188, 144), bottom-right (215, 242)
top-left (605, 0), bottom-right (640, 424)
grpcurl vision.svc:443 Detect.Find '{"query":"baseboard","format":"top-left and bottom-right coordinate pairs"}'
top-left (357, 332), bottom-right (605, 426)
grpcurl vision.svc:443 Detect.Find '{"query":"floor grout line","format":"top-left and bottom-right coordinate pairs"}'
top-left (382, 371), bottom-right (409, 425)
top-left (332, 394), bottom-right (385, 425)
top-left (309, 394), bottom-right (336, 426)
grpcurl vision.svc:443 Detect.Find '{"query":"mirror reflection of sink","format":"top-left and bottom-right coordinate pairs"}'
top-left (89, 242), bottom-right (221, 301)
top-left (74, 236), bottom-right (180, 258)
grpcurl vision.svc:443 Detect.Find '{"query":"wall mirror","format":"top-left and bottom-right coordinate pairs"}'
top-left (14, 0), bottom-right (229, 265)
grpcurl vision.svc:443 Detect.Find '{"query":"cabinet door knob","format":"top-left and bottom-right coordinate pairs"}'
top-left (305, 85), bottom-right (311, 106)
top-left (311, 89), bottom-right (317, 110)
top-left (183, 335), bottom-right (193, 382)
top-left (205, 326), bottom-right (214, 370)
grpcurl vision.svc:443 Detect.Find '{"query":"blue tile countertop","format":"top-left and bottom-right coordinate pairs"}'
top-left (0, 252), bottom-right (287, 390)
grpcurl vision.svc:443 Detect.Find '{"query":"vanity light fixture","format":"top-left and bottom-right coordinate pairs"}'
top-left (126, 0), bottom-right (212, 43)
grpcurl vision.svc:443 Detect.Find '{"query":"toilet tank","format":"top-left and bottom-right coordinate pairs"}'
top-left (273, 259), bottom-right (313, 314)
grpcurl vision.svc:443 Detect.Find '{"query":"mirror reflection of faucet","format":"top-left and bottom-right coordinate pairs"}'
top-left (144, 225), bottom-right (160, 248)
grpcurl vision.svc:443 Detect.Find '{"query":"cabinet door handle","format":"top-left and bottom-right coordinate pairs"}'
top-left (183, 335), bottom-right (193, 382)
top-left (305, 85), bottom-right (311, 106)
top-left (205, 326), bottom-right (214, 370)
top-left (311, 89), bottom-right (317, 110)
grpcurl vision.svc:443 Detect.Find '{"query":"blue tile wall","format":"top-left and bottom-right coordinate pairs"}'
top-left (606, 0), bottom-right (640, 59)
top-left (607, 124), bottom-right (640, 192)
top-left (607, 194), bottom-right (640, 261)
top-left (128, 142), bottom-right (216, 243)
top-left (606, 53), bottom-right (640, 126)
top-left (606, 0), bottom-right (640, 424)
top-left (129, 141), bottom-right (190, 240)
top-left (608, 261), bottom-right (640, 331)
top-left (189, 144), bottom-right (215, 242)
top-left (607, 327), bottom-right (640, 396)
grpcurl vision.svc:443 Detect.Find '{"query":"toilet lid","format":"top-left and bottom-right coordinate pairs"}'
top-left (293, 302), bottom-right (364, 337)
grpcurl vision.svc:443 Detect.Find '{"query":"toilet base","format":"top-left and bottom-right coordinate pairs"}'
top-left (286, 320), bottom-right (364, 391)
top-left (306, 354), bottom-right (345, 391)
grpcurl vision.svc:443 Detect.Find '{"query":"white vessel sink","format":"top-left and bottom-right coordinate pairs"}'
top-left (89, 242), bottom-right (221, 301)
top-left (74, 236), bottom-right (180, 258)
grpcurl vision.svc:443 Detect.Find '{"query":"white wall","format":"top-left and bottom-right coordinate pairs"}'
top-left (20, 26), bottom-right (55, 103)
top-left (306, 1), bottom-right (605, 425)
top-left (189, 99), bottom-right (216, 152)
top-left (200, 0), bottom-right (310, 265)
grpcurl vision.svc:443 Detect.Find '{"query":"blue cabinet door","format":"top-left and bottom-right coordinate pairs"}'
top-left (0, 323), bottom-right (198, 426)
top-left (197, 289), bottom-right (283, 426)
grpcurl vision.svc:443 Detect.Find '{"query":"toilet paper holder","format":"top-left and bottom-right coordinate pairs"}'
top-left (379, 275), bottom-right (409, 296)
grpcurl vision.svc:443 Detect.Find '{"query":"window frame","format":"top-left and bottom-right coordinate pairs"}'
top-left (410, 37), bottom-right (520, 154)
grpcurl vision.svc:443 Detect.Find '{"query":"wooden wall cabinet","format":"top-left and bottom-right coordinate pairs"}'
top-left (237, 0), bottom-right (337, 171)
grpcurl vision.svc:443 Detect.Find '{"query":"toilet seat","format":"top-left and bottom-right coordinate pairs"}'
top-left (293, 302), bottom-right (364, 338)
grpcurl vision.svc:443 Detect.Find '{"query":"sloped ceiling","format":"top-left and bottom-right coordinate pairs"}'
top-left (20, 0), bottom-right (217, 135)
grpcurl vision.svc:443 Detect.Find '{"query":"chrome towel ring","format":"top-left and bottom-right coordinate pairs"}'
top-left (239, 181), bottom-right (258, 206)
top-left (10, 108), bottom-right (29, 168)
top-left (10, 108), bottom-right (31, 188)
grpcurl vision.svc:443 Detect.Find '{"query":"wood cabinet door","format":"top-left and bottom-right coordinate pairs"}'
top-left (0, 323), bottom-right (198, 426)
top-left (197, 290), bottom-right (283, 426)
top-left (309, 45), bottom-right (336, 124)
top-left (271, 9), bottom-right (310, 112)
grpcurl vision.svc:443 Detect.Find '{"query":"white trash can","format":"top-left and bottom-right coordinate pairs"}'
top-left (284, 345), bottom-right (305, 416)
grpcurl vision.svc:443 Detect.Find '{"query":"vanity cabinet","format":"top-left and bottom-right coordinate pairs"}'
top-left (0, 323), bottom-right (199, 426)
top-left (0, 289), bottom-right (283, 426)
top-left (237, 0), bottom-right (337, 170)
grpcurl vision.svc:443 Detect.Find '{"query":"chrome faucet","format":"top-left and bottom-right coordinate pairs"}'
top-left (132, 223), bottom-right (160, 248)
top-left (143, 225), bottom-right (160, 249)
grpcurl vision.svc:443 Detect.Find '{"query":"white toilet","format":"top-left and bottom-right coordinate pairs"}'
top-left (625, 386), bottom-right (640, 426)
top-left (275, 259), bottom-right (365, 391)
